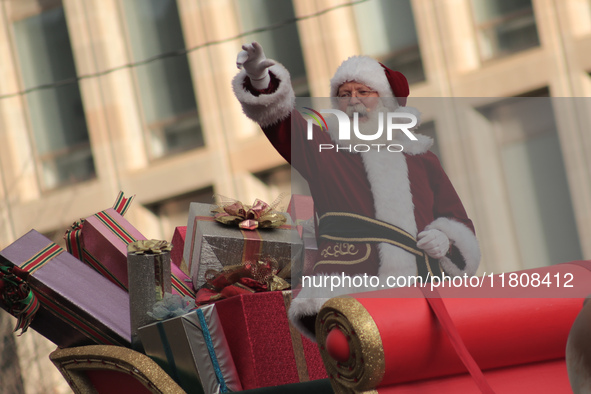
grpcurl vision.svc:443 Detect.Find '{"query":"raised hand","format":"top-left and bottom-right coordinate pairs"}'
top-left (236, 42), bottom-right (275, 89)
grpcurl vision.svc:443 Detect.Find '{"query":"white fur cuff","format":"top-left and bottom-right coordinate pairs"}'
top-left (232, 62), bottom-right (295, 128)
top-left (425, 217), bottom-right (481, 276)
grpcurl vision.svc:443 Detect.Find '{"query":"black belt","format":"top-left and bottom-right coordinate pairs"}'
top-left (318, 212), bottom-right (442, 281)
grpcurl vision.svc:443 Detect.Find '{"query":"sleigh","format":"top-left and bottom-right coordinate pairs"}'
top-left (48, 260), bottom-right (590, 393)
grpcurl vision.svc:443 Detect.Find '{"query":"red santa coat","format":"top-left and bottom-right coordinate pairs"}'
top-left (233, 62), bottom-right (480, 339)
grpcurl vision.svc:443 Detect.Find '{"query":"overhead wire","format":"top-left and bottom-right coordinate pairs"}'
top-left (0, 0), bottom-right (369, 243)
top-left (0, 0), bottom-right (368, 100)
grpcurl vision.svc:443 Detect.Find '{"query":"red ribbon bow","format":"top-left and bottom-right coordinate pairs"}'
top-left (0, 266), bottom-right (40, 334)
top-left (195, 259), bottom-right (290, 305)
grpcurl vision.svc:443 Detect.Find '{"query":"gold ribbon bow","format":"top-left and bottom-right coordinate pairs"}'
top-left (127, 239), bottom-right (172, 255)
top-left (212, 197), bottom-right (287, 230)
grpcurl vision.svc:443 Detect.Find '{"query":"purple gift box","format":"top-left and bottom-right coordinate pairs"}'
top-left (0, 230), bottom-right (131, 347)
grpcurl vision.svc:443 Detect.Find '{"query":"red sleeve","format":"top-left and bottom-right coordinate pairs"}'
top-left (426, 152), bottom-right (475, 233)
top-left (243, 72), bottom-right (330, 182)
top-left (423, 152), bottom-right (480, 273)
top-left (242, 72), bottom-right (281, 97)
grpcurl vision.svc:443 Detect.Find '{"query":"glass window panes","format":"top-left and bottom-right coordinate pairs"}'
top-left (122, 0), bottom-right (203, 159)
top-left (236, 0), bottom-right (309, 96)
top-left (13, 5), bottom-right (95, 190)
top-left (471, 0), bottom-right (540, 60)
top-left (478, 96), bottom-right (582, 268)
top-left (353, 0), bottom-right (425, 84)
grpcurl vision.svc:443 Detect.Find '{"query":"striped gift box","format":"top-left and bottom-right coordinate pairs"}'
top-left (65, 193), bottom-right (195, 298)
top-left (0, 229), bottom-right (131, 347)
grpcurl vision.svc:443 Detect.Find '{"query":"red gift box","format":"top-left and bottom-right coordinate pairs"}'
top-left (287, 194), bottom-right (315, 239)
top-left (215, 291), bottom-right (327, 390)
top-left (65, 194), bottom-right (194, 298)
top-left (288, 195), bottom-right (318, 279)
top-left (170, 227), bottom-right (195, 298)
top-left (80, 207), bottom-right (144, 290)
top-left (170, 226), bottom-right (189, 275)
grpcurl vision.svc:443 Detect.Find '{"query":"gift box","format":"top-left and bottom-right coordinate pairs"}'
top-left (287, 194), bottom-right (315, 239)
top-left (215, 291), bottom-right (327, 390)
top-left (237, 379), bottom-right (334, 393)
top-left (171, 263), bottom-right (195, 298)
top-left (299, 224), bottom-right (319, 282)
top-left (67, 202), bottom-right (194, 298)
top-left (171, 226), bottom-right (189, 275)
top-left (184, 202), bottom-right (303, 289)
top-left (127, 240), bottom-right (173, 350)
top-left (0, 230), bottom-right (131, 348)
top-left (79, 206), bottom-right (145, 290)
top-left (287, 195), bottom-right (318, 282)
top-left (139, 304), bottom-right (242, 394)
top-left (169, 227), bottom-right (195, 298)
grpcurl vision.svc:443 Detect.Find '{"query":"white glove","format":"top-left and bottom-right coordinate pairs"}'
top-left (417, 229), bottom-right (450, 259)
top-left (236, 42), bottom-right (275, 90)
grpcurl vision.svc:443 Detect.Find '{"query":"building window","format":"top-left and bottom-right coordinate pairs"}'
top-left (236, 0), bottom-right (309, 96)
top-left (471, 0), bottom-right (540, 61)
top-left (477, 91), bottom-right (582, 268)
top-left (12, 3), bottom-right (95, 190)
top-left (353, 0), bottom-right (425, 84)
top-left (121, 0), bottom-right (204, 159)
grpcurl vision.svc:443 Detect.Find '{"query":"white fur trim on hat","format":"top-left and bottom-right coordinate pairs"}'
top-left (232, 62), bottom-right (295, 127)
top-left (330, 56), bottom-right (394, 98)
top-left (329, 56), bottom-right (423, 122)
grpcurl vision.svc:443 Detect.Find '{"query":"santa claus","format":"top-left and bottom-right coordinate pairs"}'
top-left (233, 42), bottom-right (480, 340)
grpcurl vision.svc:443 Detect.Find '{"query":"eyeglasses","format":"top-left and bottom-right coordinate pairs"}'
top-left (337, 89), bottom-right (378, 99)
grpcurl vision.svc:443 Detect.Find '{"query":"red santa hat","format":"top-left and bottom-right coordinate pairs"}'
top-left (330, 56), bottom-right (410, 107)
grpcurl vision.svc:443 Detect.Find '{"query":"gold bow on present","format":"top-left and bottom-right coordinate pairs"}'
top-left (127, 239), bottom-right (172, 255)
top-left (211, 196), bottom-right (287, 231)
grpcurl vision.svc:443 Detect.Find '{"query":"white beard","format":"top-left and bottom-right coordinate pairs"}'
top-left (325, 100), bottom-right (415, 149)
top-left (325, 101), bottom-right (422, 280)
